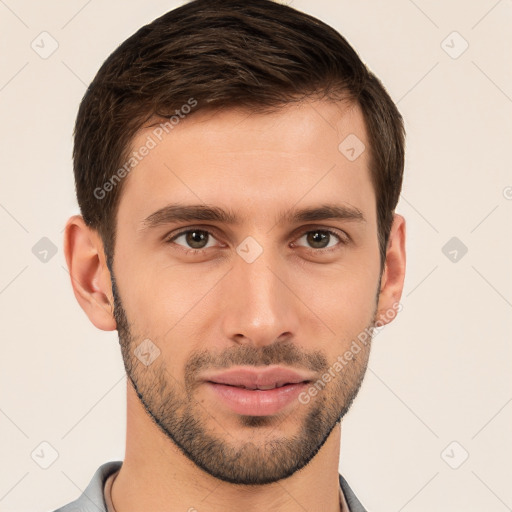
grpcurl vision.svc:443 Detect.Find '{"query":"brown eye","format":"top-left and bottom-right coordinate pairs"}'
top-left (306, 230), bottom-right (330, 249)
top-left (167, 229), bottom-right (219, 251)
top-left (295, 229), bottom-right (344, 250)
top-left (183, 230), bottom-right (209, 249)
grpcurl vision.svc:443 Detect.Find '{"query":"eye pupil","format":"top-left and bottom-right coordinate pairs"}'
top-left (307, 231), bottom-right (329, 248)
top-left (186, 230), bottom-right (208, 248)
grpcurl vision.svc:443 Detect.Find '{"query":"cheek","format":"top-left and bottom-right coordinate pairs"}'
top-left (113, 238), bottom-right (200, 331)
top-left (114, 259), bottom-right (224, 372)
top-left (295, 260), bottom-right (379, 346)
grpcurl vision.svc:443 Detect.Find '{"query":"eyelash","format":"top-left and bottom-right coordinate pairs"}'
top-left (164, 226), bottom-right (349, 256)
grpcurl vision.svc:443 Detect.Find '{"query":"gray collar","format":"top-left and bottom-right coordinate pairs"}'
top-left (53, 460), bottom-right (368, 512)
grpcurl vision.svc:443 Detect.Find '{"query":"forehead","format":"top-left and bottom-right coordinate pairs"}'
top-left (117, 99), bottom-right (375, 227)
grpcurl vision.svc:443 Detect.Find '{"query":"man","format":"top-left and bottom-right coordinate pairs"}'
top-left (58, 0), bottom-right (406, 510)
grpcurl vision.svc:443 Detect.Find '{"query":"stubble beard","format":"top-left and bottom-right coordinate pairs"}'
top-left (111, 271), bottom-right (377, 485)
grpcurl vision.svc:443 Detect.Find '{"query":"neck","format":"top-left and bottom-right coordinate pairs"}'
top-left (112, 383), bottom-right (343, 512)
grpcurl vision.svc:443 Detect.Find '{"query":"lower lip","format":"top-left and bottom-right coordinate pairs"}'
top-left (205, 382), bottom-right (309, 416)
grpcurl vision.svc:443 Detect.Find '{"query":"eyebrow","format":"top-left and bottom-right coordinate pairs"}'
top-left (140, 203), bottom-right (366, 231)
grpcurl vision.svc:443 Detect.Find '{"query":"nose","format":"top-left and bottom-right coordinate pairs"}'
top-left (220, 245), bottom-right (300, 348)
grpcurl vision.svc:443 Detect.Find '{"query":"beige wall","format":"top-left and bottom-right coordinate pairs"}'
top-left (0, 1), bottom-right (510, 511)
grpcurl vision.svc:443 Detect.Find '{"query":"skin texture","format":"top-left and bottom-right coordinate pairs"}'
top-left (64, 99), bottom-right (406, 512)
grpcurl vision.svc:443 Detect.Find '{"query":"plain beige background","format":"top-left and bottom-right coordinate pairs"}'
top-left (1, 1), bottom-right (511, 511)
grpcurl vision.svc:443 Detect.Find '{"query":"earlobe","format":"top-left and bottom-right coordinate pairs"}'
top-left (376, 213), bottom-right (406, 327)
top-left (63, 215), bottom-right (117, 331)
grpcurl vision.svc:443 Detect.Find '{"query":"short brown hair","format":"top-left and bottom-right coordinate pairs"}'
top-left (73, 0), bottom-right (405, 271)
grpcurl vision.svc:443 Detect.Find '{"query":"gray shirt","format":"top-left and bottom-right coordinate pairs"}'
top-left (52, 461), bottom-right (368, 512)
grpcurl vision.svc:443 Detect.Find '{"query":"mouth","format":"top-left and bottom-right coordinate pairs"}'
top-left (207, 381), bottom-right (311, 390)
top-left (201, 365), bottom-right (315, 389)
top-left (202, 371), bottom-right (312, 415)
top-left (204, 381), bottom-right (311, 417)
top-left (200, 366), bottom-right (315, 416)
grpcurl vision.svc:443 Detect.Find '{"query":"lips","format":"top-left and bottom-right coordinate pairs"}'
top-left (201, 366), bottom-right (314, 390)
top-left (201, 367), bottom-right (316, 416)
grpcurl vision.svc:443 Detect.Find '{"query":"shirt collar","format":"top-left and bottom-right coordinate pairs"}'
top-left (103, 465), bottom-right (357, 512)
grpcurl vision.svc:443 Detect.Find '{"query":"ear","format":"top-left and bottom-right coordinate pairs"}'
top-left (375, 213), bottom-right (406, 326)
top-left (63, 215), bottom-right (116, 331)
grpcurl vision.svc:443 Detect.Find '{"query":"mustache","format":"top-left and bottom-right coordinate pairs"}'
top-left (184, 339), bottom-right (329, 376)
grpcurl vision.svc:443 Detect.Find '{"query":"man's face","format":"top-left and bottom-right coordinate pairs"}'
top-left (111, 100), bottom-right (382, 485)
